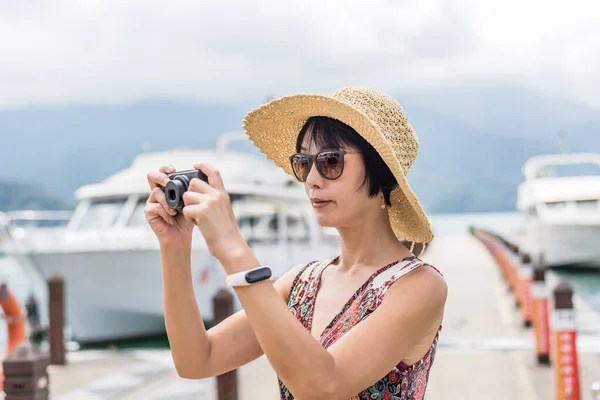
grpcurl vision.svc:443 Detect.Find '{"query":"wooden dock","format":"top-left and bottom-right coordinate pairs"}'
top-left (10, 234), bottom-right (600, 399)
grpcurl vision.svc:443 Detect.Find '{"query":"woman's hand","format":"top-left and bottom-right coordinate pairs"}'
top-left (145, 165), bottom-right (196, 247)
top-left (181, 163), bottom-right (246, 263)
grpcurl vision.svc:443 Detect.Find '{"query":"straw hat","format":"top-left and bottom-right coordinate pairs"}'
top-left (242, 86), bottom-right (433, 244)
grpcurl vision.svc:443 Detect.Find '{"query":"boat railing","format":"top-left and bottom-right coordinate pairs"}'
top-left (2, 210), bottom-right (73, 225)
top-left (0, 209), bottom-right (73, 249)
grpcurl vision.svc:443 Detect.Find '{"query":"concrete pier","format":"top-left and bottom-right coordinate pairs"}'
top-left (424, 235), bottom-right (600, 399)
top-left (20, 235), bottom-right (600, 399)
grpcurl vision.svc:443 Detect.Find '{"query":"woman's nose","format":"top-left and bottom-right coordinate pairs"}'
top-left (305, 159), bottom-right (323, 188)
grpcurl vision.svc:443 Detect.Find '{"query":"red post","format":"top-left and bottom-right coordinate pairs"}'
top-left (551, 280), bottom-right (580, 400)
top-left (518, 253), bottom-right (533, 327)
top-left (509, 244), bottom-right (521, 307)
top-left (531, 262), bottom-right (551, 365)
top-left (495, 240), bottom-right (511, 284)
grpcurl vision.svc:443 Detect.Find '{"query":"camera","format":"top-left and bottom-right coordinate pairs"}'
top-left (162, 169), bottom-right (208, 213)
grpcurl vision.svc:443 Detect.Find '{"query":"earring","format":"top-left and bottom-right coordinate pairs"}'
top-left (381, 193), bottom-right (386, 209)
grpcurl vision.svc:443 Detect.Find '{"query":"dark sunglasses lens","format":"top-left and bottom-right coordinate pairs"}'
top-left (291, 155), bottom-right (311, 181)
top-left (316, 151), bottom-right (343, 179)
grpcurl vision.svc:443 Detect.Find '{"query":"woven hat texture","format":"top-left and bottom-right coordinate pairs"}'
top-left (242, 86), bottom-right (433, 244)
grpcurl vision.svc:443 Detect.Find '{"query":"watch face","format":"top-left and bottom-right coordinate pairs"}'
top-left (245, 267), bottom-right (272, 283)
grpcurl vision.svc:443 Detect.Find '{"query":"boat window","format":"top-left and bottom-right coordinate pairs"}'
top-left (287, 215), bottom-right (309, 241)
top-left (575, 199), bottom-right (599, 210)
top-left (128, 198), bottom-right (150, 227)
top-left (77, 198), bottom-right (127, 230)
top-left (237, 212), bottom-right (309, 244)
top-left (526, 205), bottom-right (538, 217)
top-left (544, 201), bottom-right (566, 210)
top-left (8, 218), bottom-right (71, 229)
top-left (536, 162), bottom-right (600, 178)
top-left (125, 194), bottom-right (247, 228)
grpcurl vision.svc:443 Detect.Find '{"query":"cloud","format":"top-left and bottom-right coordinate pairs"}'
top-left (0, 0), bottom-right (599, 110)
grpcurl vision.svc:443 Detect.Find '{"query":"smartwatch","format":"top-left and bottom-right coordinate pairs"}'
top-left (225, 266), bottom-right (272, 287)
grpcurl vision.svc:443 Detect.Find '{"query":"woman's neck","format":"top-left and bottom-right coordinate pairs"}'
top-left (334, 212), bottom-right (413, 273)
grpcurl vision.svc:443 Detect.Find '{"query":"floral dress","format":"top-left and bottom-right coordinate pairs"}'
top-left (279, 255), bottom-right (443, 400)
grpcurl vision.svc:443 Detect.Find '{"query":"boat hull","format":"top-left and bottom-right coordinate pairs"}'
top-left (516, 220), bottom-right (600, 269)
top-left (12, 247), bottom-right (221, 344)
top-left (10, 238), bottom-right (341, 344)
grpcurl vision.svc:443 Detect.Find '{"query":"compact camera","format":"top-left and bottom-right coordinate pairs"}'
top-left (162, 169), bottom-right (208, 213)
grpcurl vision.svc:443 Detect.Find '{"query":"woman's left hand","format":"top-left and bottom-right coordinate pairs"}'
top-left (182, 163), bottom-right (246, 263)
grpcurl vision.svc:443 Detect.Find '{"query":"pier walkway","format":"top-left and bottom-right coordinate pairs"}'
top-left (41, 235), bottom-right (600, 399)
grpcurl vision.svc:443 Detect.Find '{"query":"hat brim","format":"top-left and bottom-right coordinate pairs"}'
top-left (242, 93), bottom-right (434, 244)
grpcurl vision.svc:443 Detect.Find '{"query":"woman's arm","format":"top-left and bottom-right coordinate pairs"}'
top-left (222, 245), bottom-right (447, 400)
top-left (172, 163), bottom-right (447, 398)
top-left (160, 242), bottom-right (305, 379)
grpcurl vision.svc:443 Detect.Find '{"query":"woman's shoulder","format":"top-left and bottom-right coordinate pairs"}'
top-left (383, 257), bottom-right (447, 307)
top-left (371, 256), bottom-right (443, 285)
top-left (366, 256), bottom-right (446, 313)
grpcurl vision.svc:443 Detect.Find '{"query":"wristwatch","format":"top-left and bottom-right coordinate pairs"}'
top-left (225, 266), bottom-right (272, 287)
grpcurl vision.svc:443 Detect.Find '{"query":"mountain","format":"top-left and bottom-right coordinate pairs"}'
top-left (0, 181), bottom-right (74, 212)
top-left (401, 103), bottom-right (556, 212)
top-left (403, 83), bottom-right (600, 150)
top-left (1, 84), bottom-right (598, 214)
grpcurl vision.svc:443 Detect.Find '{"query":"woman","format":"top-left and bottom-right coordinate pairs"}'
top-left (145, 86), bottom-right (447, 399)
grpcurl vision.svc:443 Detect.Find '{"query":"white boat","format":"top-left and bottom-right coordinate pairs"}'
top-left (0, 134), bottom-right (341, 344)
top-left (514, 152), bottom-right (600, 268)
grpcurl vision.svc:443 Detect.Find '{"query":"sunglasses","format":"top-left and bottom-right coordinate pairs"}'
top-left (289, 149), bottom-right (360, 182)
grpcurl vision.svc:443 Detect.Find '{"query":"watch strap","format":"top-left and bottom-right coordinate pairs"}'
top-left (225, 266), bottom-right (272, 287)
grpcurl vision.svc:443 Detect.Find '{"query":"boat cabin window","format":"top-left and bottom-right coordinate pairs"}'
top-left (233, 195), bottom-right (310, 244)
top-left (8, 218), bottom-right (70, 229)
top-left (128, 197), bottom-right (150, 227)
top-left (238, 213), bottom-right (310, 244)
top-left (526, 205), bottom-right (538, 217)
top-left (575, 199), bottom-right (599, 210)
top-left (77, 198), bottom-right (127, 230)
top-left (544, 201), bottom-right (566, 210)
top-left (536, 162), bottom-right (600, 178)
top-left (285, 215), bottom-right (310, 241)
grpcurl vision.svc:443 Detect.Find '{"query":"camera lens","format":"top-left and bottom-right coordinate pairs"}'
top-left (164, 176), bottom-right (190, 210)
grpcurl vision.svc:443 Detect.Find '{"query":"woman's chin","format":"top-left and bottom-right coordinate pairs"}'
top-left (314, 213), bottom-right (340, 229)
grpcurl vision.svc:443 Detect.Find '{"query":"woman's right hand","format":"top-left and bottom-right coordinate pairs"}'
top-left (145, 164), bottom-right (195, 247)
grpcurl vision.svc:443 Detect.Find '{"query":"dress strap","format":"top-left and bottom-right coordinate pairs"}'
top-left (370, 257), bottom-right (423, 288)
top-left (287, 258), bottom-right (337, 305)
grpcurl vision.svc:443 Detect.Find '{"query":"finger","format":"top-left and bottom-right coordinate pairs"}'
top-left (146, 164), bottom-right (175, 189)
top-left (182, 204), bottom-right (203, 224)
top-left (149, 187), bottom-right (177, 215)
top-left (145, 202), bottom-right (174, 225)
top-left (188, 176), bottom-right (212, 194)
top-left (147, 170), bottom-right (171, 190)
top-left (182, 190), bottom-right (203, 206)
top-left (193, 163), bottom-right (225, 190)
top-left (160, 164), bottom-right (176, 174)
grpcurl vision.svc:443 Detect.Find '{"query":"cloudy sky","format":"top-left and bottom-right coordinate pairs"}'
top-left (1, 0), bottom-right (599, 111)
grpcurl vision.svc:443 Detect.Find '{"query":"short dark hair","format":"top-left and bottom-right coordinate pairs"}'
top-left (295, 116), bottom-right (397, 206)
